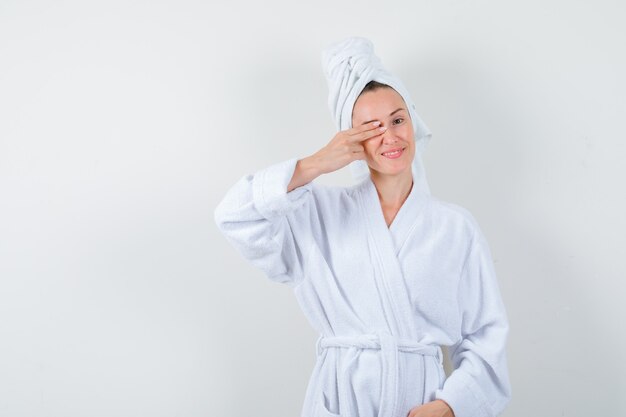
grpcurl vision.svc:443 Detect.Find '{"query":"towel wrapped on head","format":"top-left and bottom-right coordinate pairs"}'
top-left (321, 36), bottom-right (432, 194)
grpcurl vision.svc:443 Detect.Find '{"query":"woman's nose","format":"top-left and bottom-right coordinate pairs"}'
top-left (382, 132), bottom-right (398, 144)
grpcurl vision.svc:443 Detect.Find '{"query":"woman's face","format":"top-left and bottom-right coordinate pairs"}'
top-left (351, 87), bottom-right (415, 178)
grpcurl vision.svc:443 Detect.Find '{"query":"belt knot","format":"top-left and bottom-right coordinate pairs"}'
top-left (314, 331), bottom-right (443, 417)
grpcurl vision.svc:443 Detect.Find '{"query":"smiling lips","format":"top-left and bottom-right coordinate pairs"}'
top-left (381, 147), bottom-right (405, 159)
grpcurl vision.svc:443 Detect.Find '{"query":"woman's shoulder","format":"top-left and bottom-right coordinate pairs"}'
top-left (425, 194), bottom-right (483, 237)
top-left (306, 181), bottom-right (364, 223)
top-left (310, 179), bottom-right (363, 201)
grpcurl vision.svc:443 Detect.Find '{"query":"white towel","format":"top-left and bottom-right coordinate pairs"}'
top-left (321, 36), bottom-right (432, 194)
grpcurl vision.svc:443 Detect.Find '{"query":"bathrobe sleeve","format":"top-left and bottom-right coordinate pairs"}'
top-left (434, 227), bottom-right (512, 417)
top-left (213, 157), bottom-right (315, 287)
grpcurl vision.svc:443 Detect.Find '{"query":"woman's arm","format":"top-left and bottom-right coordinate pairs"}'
top-left (288, 155), bottom-right (322, 192)
top-left (214, 157), bottom-right (317, 287)
top-left (434, 225), bottom-right (512, 417)
top-left (215, 121), bottom-right (385, 286)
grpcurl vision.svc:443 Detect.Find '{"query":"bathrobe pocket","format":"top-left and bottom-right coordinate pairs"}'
top-left (317, 389), bottom-right (342, 417)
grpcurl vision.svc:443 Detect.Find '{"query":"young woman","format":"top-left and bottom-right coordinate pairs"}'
top-left (214, 37), bottom-right (511, 417)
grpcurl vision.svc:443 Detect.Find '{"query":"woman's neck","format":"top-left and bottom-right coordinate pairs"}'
top-left (370, 170), bottom-right (414, 209)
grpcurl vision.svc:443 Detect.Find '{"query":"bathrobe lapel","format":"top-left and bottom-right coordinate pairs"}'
top-left (358, 175), bottom-right (429, 338)
top-left (354, 175), bottom-right (430, 417)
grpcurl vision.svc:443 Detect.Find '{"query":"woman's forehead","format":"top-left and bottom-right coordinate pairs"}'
top-left (352, 90), bottom-right (408, 123)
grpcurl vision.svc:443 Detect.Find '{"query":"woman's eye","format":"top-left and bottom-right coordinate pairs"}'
top-left (393, 118), bottom-right (404, 125)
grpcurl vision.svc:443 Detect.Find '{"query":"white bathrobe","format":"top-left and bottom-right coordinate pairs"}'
top-left (214, 157), bottom-right (512, 417)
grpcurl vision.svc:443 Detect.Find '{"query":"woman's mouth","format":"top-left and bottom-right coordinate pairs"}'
top-left (381, 147), bottom-right (405, 159)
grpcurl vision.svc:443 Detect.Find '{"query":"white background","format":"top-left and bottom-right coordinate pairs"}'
top-left (1, 1), bottom-right (624, 416)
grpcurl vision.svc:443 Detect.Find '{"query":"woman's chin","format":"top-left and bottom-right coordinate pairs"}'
top-left (369, 162), bottom-right (412, 177)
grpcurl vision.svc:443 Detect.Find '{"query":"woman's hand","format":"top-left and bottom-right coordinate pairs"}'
top-left (407, 399), bottom-right (455, 417)
top-left (314, 120), bottom-right (386, 174)
top-left (288, 120), bottom-right (386, 191)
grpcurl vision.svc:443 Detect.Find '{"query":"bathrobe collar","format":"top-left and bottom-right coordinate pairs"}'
top-left (360, 171), bottom-right (430, 256)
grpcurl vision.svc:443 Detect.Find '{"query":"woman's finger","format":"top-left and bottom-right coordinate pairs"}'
top-left (350, 144), bottom-right (366, 160)
top-left (353, 125), bottom-right (386, 143)
top-left (347, 120), bottom-right (384, 137)
top-left (350, 144), bottom-right (364, 153)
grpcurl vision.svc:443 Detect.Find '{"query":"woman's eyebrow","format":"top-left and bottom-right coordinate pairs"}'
top-left (360, 107), bottom-right (406, 125)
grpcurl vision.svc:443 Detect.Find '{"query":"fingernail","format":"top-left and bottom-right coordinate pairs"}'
top-left (379, 126), bottom-right (387, 132)
top-left (373, 121), bottom-right (381, 126)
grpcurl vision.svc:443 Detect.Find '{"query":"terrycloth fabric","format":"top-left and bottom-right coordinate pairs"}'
top-left (321, 36), bottom-right (432, 195)
top-left (214, 158), bottom-right (512, 417)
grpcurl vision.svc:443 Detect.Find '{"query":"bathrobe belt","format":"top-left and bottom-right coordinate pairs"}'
top-left (316, 332), bottom-right (443, 417)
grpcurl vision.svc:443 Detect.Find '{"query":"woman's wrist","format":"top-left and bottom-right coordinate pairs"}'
top-left (287, 155), bottom-right (321, 192)
top-left (436, 399), bottom-right (455, 417)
